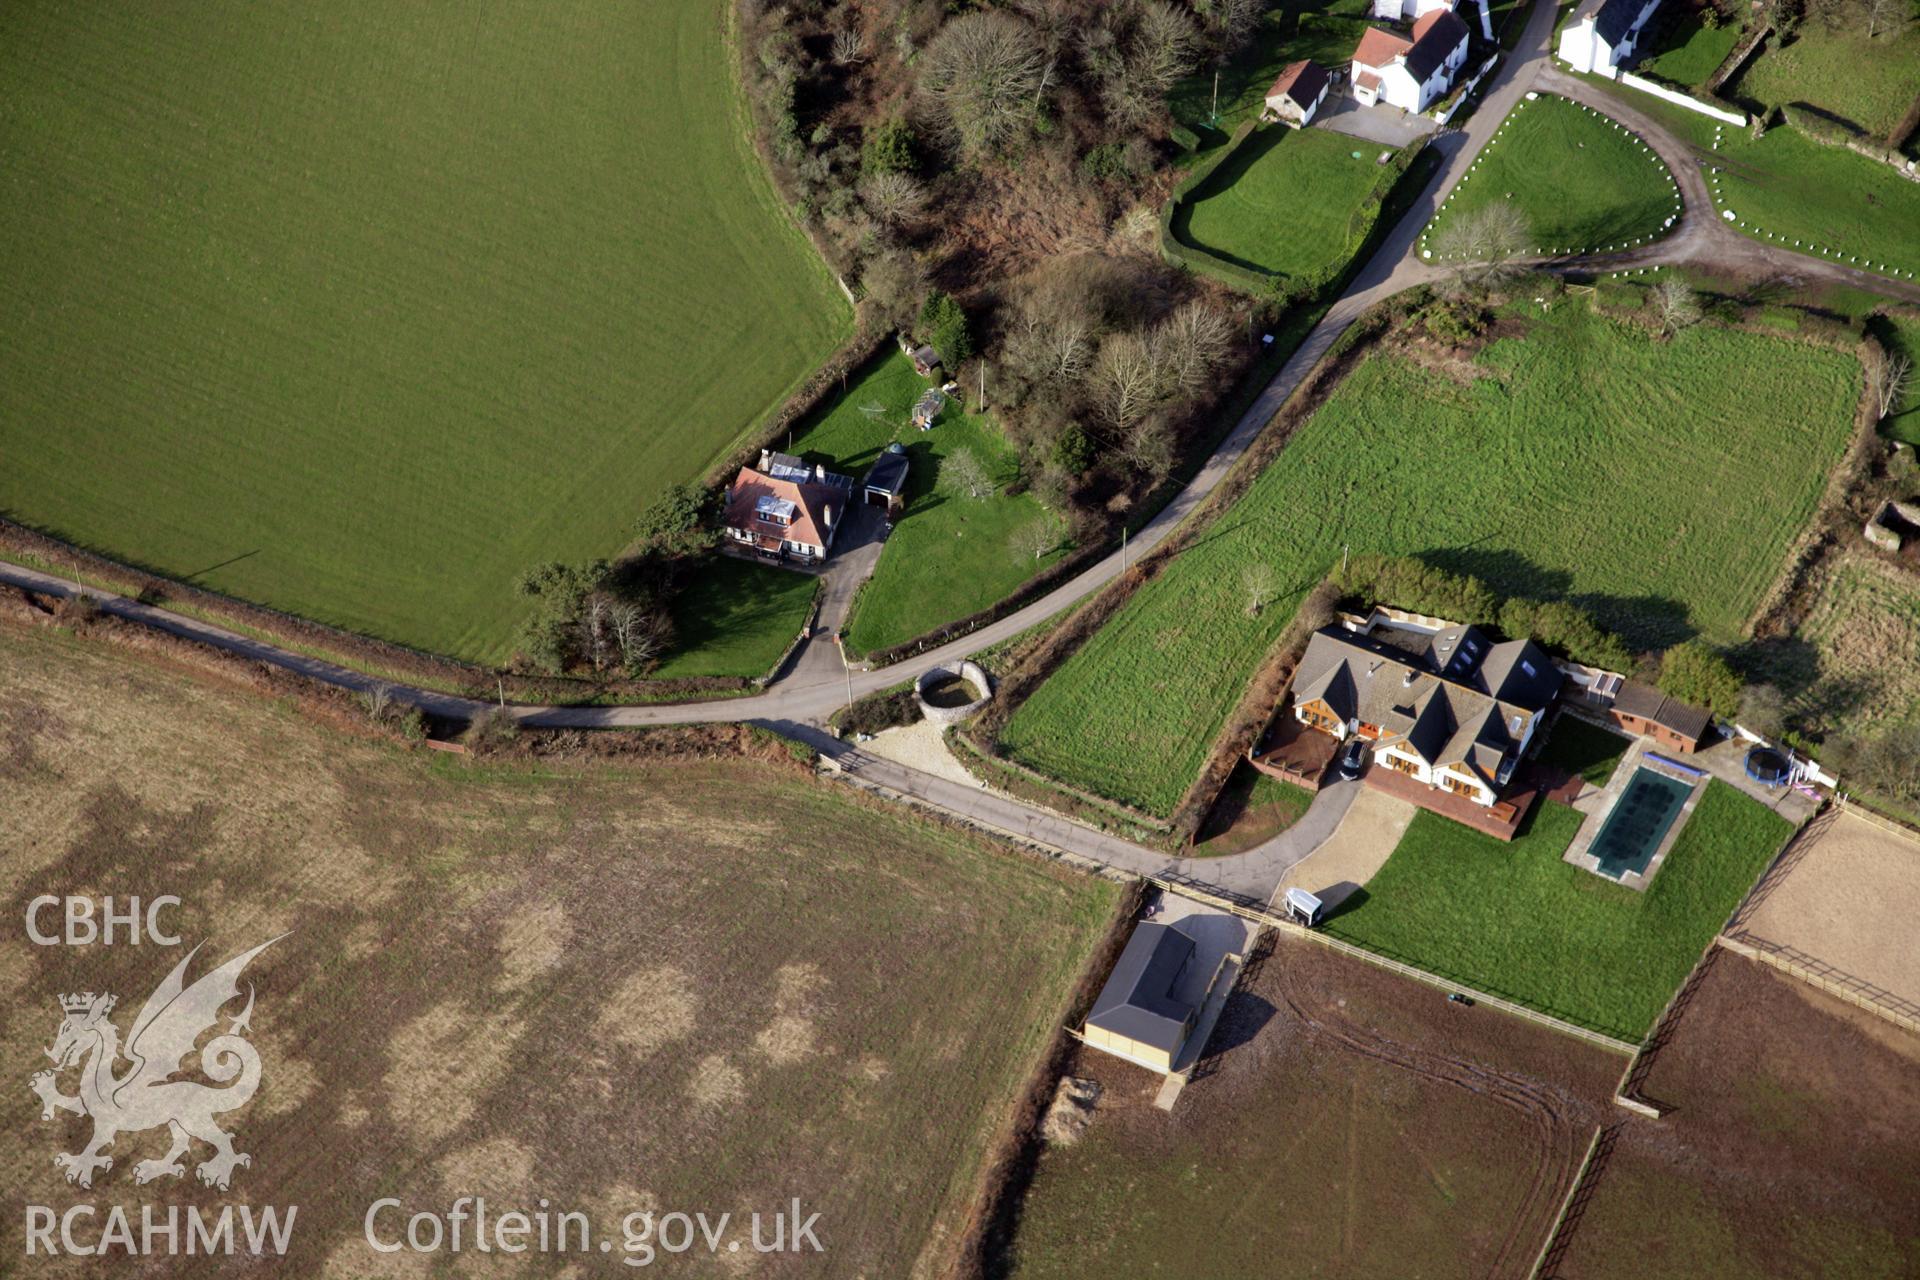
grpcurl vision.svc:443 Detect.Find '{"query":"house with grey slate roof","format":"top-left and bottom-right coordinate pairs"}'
top-left (1288, 613), bottom-right (1563, 808)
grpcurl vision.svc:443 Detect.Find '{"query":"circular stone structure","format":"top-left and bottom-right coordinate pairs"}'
top-left (1745, 746), bottom-right (1791, 786)
top-left (915, 661), bottom-right (992, 726)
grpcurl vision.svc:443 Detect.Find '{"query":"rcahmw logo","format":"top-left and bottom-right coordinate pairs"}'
top-left (23, 936), bottom-right (298, 1259)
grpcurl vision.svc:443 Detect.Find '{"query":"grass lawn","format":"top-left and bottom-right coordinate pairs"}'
top-left (1706, 124), bottom-right (1920, 276)
top-left (784, 350), bottom-right (1066, 655)
top-left (0, 620), bottom-right (1116, 1275)
top-left (1424, 94), bottom-right (1679, 256)
top-left (1325, 783), bottom-right (1793, 1038)
top-left (1169, 0), bottom-right (1374, 143)
top-left (1537, 715), bottom-right (1633, 787)
top-left (1192, 766), bottom-right (1316, 855)
top-left (0, 0), bottom-right (850, 663)
top-left (1639, 9), bottom-right (1744, 86)
top-left (1727, 11), bottom-right (1920, 139)
top-left (1586, 74), bottom-right (1920, 278)
top-left (1000, 302), bottom-right (1859, 815)
top-left (1175, 127), bottom-right (1408, 282)
top-left (651, 555), bottom-right (818, 679)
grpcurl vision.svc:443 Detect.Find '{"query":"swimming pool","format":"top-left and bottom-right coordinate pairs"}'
top-left (1589, 768), bottom-right (1695, 880)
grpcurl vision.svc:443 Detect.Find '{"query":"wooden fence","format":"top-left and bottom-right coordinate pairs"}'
top-left (1717, 933), bottom-right (1920, 1037)
top-left (1527, 1124), bottom-right (1613, 1280)
top-left (1146, 877), bottom-right (1639, 1055)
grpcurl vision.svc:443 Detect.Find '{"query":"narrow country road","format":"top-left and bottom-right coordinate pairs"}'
top-left (7, 0), bottom-right (1916, 900)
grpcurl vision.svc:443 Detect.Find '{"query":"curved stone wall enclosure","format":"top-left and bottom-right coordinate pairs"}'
top-left (915, 661), bottom-right (992, 725)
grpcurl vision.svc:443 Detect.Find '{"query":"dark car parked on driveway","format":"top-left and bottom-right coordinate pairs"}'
top-left (1336, 737), bottom-right (1368, 780)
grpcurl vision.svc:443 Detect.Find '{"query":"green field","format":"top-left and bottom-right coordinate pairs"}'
top-left (785, 351), bottom-right (1066, 655)
top-left (1175, 128), bottom-right (1409, 282)
top-left (998, 303), bottom-right (1859, 815)
top-left (1639, 9), bottom-right (1744, 87)
top-left (652, 556), bottom-right (818, 680)
top-left (1326, 784), bottom-right (1793, 1038)
top-left (1727, 13), bottom-right (1920, 139)
top-left (0, 0), bottom-right (850, 663)
top-left (1426, 94), bottom-right (1679, 255)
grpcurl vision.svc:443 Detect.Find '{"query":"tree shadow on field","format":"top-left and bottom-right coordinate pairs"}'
top-left (1412, 547), bottom-right (1696, 651)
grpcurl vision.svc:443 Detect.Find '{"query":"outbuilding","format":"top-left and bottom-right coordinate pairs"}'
top-left (864, 442), bottom-right (910, 513)
top-left (1264, 59), bottom-right (1331, 127)
top-left (1606, 681), bottom-right (1713, 754)
top-left (1082, 922), bottom-right (1201, 1075)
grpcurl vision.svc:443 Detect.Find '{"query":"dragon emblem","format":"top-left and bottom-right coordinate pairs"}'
top-left (30, 937), bottom-right (284, 1191)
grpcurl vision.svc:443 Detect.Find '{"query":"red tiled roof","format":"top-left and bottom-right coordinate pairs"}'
top-left (1266, 59), bottom-right (1330, 107)
top-left (723, 468), bottom-right (835, 553)
top-left (1354, 69), bottom-right (1383, 92)
top-left (1352, 26), bottom-right (1412, 69)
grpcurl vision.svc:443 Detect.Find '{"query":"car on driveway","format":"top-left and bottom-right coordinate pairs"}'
top-left (1336, 738), bottom-right (1368, 780)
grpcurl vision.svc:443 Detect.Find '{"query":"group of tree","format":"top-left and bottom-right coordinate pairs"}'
top-left (510, 484), bottom-right (720, 677)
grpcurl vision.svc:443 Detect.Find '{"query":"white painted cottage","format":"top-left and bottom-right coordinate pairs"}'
top-left (1350, 9), bottom-right (1472, 114)
top-left (1557, 0), bottom-right (1662, 78)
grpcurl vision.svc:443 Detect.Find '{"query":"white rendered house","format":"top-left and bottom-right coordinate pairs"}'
top-left (1557, 0), bottom-right (1662, 77)
top-left (1350, 9), bottom-right (1471, 113)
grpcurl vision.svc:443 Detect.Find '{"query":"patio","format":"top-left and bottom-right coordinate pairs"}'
top-left (1247, 706), bottom-right (1338, 790)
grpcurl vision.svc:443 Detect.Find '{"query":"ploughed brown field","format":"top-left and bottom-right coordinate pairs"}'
top-left (1554, 949), bottom-right (1920, 1279)
top-left (1002, 931), bottom-right (1623, 1279)
top-left (0, 620), bottom-right (1116, 1276)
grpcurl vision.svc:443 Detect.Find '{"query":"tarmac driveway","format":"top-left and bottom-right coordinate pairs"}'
top-left (1313, 95), bottom-right (1442, 149)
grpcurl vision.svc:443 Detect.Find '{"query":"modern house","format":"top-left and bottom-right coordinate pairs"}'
top-left (1604, 681), bottom-right (1713, 754)
top-left (1350, 9), bottom-right (1471, 113)
top-left (1287, 613), bottom-right (1562, 808)
top-left (1557, 0), bottom-right (1661, 78)
top-left (1264, 59), bottom-right (1331, 127)
top-left (1083, 922), bottom-right (1202, 1074)
top-left (863, 441), bottom-right (910, 514)
top-left (721, 451), bottom-right (853, 564)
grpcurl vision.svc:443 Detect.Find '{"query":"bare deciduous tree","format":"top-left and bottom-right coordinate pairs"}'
top-left (1650, 278), bottom-right (1702, 336)
top-left (1432, 200), bottom-right (1532, 288)
top-left (609, 601), bottom-right (668, 676)
top-left (1195, 0), bottom-right (1271, 55)
top-left (1863, 0), bottom-right (1897, 37)
top-left (1013, 518), bottom-right (1056, 561)
top-left (1094, 0), bottom-right (1201, 130)
top-left (1154, 300), bottom-right (1234, 395)
top-left (1242, 562), bottom-right (1281, 617)
top-left (860, 171), bottom-right (927, 227)
top-left (1090, 331), bottom-right (1163, 431)
top-left (859, 249), bottom-right (928, 327)
top-left (832, 27), bottom-right (865, 65)
top-left (1871, 351), bottom-right (1912, 420)
top-left (1114, 203), bottom-right (1159, 249)
top-left (920, 11), bottom-right (1050, 158)
top-left (941, 446), bottom-right (996, 500)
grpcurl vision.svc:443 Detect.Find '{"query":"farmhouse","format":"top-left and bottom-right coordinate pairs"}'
top-left (1603, 681), bottom-right (1713, 754)
top-left (1556, 0), bottom-right (1661, 78)
top-left (863, 441), bottom-right (910, 514)
top-left (1263, 60), bottom-right (1331, 127)
top-left (722, 451), bottom-right (853, 564)
top-left (1350, 10), bottom-right (1471, 114)
top-left (1287, 612), bottom-right (1562, 808)
top-left (1082, 922), bottom-right (1202, 1074)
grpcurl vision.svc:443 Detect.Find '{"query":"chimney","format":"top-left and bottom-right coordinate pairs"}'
top-left (759, 449), bottom-right (771, 472)
top-left (815, 462), bottom-right (826, 483)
